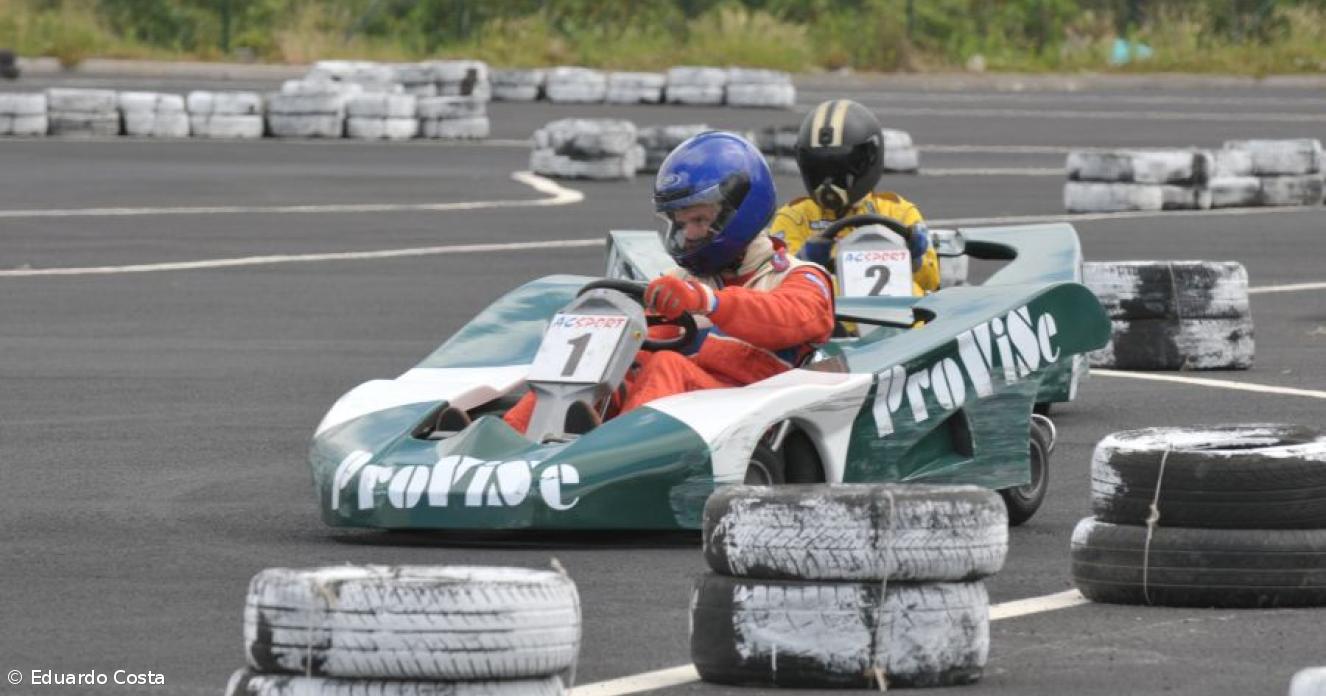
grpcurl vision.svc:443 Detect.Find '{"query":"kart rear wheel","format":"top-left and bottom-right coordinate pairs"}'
top-left (1001, 421), bottom-right (1050, 526)
top-left (742, 443), bottom-right (785, 485)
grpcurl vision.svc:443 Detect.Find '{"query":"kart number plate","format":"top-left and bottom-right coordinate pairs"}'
top-left (839, 248), bottom-right (912, 297)
top-left (528, 313), bottom-right (630, 384)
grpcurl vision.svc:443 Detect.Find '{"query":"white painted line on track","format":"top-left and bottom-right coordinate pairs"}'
top-left (0, 238), bottom-right (606, 277)
top-left (0, 170), bottom-right (579, 219)
top-left (921, 167), bottom-right (1063, 177)
top-left (920, 144), bottom-right (1096, 154)
top-left (929, 204), bottom-right (1322, 227)
top-left (1249, 281), bottom-right (1326, 295)
top-left (1096, 370), bottom-right (1326, 400)
top-left (853, 90), bottom-right (1326, 109)
top-left (567, 589), bottom-right (1089, 696)
top-left (876, 105), bottom-right (1326, 123)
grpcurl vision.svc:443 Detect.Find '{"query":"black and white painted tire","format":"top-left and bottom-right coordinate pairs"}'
top-left (636, 124), bottom-right (709, 152)
top-left (1214, 148), bottom-right (1254, 178)
top-left (544, 68), bottom-right (607, 103)
top-left (117, 91), bottom-right (185, 114)
top-left (1071, 517), bottom-right (1326, 608)
top-left (1083, 261), bottom-right (1250, 321)
top-left (346, 117), bottom-right (419, 141)
top-left (665, 84), bottom-right (725, 105)
top-left (667, 66), bottom-right (727, 87)
top-left (703, 484), bottom-right (1007, 581)
top-left (1291, 667), bottom-right (1326, 696)
top-left (123, 111), bottom-right (189, 138)
top-left (605, 72), bottom-right (665, 104)
top-left (267, 92), bottom-right (349, 117)
top-left (1090, 424), bottom-right (1326, 529)
top-left (1088, 316), bottom-right (1254, 370)
top-left (0, 92), bottom-right (46, 116)
top-left (346, 94), bottom-right (418, 119)
top-left (244, 565), bottom-right (581, 681)
top-left (417, 96), bottom-right (486, 120)
top-left (494, 84), bottom-right (541, 102)
top-left (932, 229), bottom-right (969, 286)
top-left (267, 114), bottom-right (344, 138)
top-left (0, 114), bottom-right (47, 136)
top-left (47, 112), bottom-right (120, 137)
top-left (421, 117), bottom-right (490, 140)
top-left (1067, 149), bottom-right (1212, 185)
top-left (1208, 175), bottom-right (1262, 207)
top-left (492, 70), bottom-right (545, 102)
top-left (724, 68), bottom-right (789, 85)
top-left (225, 669), bottom-right (566, 696)
top-left (189, 114), bottom-right (264, 139)
top-left (751, 126), bottom-right (798, 157)
top-left (883, 146), bottom-right (920, 173)
top-left (46, 87), bottom-right (118, 114)
top-left (1260, 174), bottom-right (1325, 207)
top-left (1223, 138), bottom-right (1323, 176)
top-left (767, 156), bottom-right (801, 176)
top-left (1159, 184), bottom-right (1213, 210)
top-left (690, 574), bottom-right (988, 689)
top-left (529, 148), bottom-right (641, 180)
top-left (187, 91), bottom-right (264, 116)
top-left (725, 83), bottom-right (795, 108)
top-left (1064, 181), bottom-right (1164, 212)
top-left (534, 119), bottom-right (637, 158)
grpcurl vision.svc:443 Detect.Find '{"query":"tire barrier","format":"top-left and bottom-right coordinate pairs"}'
top-left (723, 68), bottom-right (795, 109)
top-left (637, 123), bottom-right (708, 173)
top-left (694, 484), bottom-right (1001, 689)
top-left (1066, 140), bottom-right (1324, 212)
top-left (492, 69), bottom-right (545, 102)
top-left (1084, 261), bottom-right (1253, 370)
top-left (747, 125), bottom-right (921, 176)
top-left (605, 71), bottom-right (666, 105)
top-left (118, 92), bottom-right (188, 138)
top-left (345, 93), bottom-right (419, 141)
top-left (933, 229), bottom-right (970, 287)
top-left (267, 81), bottom-right (360, 139)
top-left (530, 119), bottom-right (642, 180)
top-left (545, 67), bottom-right (608, 104)
top-left (1073, 425), bottom-right (1326, 608)
top-left (418, 95), bottom-right (490, 140)
top-left (187, 90), bottom-right (264, 139)
top-left (46, 87), bottom-right (119, 137)
top-left (665, 66), bottom-right (727, 106)
top-left (0, 92), bottom-right (46, 136)
top-left (229, 565), bottom-right (580, 693)
top-left (881, 128), bottom-right (921, 173)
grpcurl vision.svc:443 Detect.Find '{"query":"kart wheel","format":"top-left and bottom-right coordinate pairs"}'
top-left (742, 443), bottom-right (784, 485)
top-left (1001, 421), bottom-right (1050, 526)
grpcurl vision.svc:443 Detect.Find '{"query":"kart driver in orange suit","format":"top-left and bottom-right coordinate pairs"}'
top-left (772, 99), bottom-right (940, 297)
top-left (504, 131), bottom-right (836, 434)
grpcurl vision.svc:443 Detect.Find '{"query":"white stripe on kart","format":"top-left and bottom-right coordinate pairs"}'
top-left (1249, 281), bottom-right (1326, 295)
top-left (569, 589), bottom-right (1090, 696)
top-left (0, 170), bottom-right (579, 219)
top-left (1095, 370), bottom-right (1326, 399)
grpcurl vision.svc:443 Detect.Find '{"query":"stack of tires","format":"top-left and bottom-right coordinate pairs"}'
top-left (881, 128), bottom-right (921, 173)
top-left (1212, 139), bottom-right (1324, 208)
top-left (665, 66), bottom-right (727, 106)
top-left (418, 93), bottom-right (490, 140)
top-left (431, 60), bottom-right (492, 103)
top-left (1064, 149), bottom-right (1213, 212)
top-left (0, 92), bottom-right (46, 136)
top-left (692, 484), bottom-right (1006, 689)
top-left (1084, 260), bottom-right (1253, 370)
top-left (46, 88), bottom-right (119, 137)
top-left (187, 91), bottom-right (264, 140)
top-left (748, 126), bottom-right (801, 175)
top-left (267, 80), bottom-right (361, 138)
top-left (530, 119), bottom-right (643, 180)
top-left (492, 69), bottom-right (545, 102)
top-left (544, 67), bottom-right (607, 104)
top-left (304, 60), bottom-right (399, 94)
top-left (637, 124), bottom-right (709, 173)
top-left (724, 68), bottom-right (795, 109)
top-left (227, 565), bottom-right (580, 696)
top-left (605, 72), bottom-right (666, 104)
top-left (118, 92), bottom-right (188, 138)
top-left (1072, 425), bottom-right (1326, 608)
top-left (345, 93), bottom-right (418, 141)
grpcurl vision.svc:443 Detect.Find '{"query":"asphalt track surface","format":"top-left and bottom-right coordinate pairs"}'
top-left (2, 74), bottom-right (1326, 695)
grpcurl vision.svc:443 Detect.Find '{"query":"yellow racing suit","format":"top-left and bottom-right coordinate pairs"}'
top-left (770, 191), bottom-right (940, 296)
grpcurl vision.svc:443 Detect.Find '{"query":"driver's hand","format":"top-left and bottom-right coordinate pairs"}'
top-left (645, 276), bottom-right (715, 320)
top-left (907, 223), bottom-right (931, 270)
top-left (797, 238), bottom-right (833, 267)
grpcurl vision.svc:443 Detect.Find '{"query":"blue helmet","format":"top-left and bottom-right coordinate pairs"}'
top-left (653, 131), bottom-right (776, 276)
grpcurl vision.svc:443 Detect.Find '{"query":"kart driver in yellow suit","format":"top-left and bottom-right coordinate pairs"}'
top-left (771, 99), bottom-right (940, 297)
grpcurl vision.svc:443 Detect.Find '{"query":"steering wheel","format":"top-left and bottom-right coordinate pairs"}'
top-left (818, 213), bottom-right (913, 274)
top-left (576, 279), bottom-right (698, 352)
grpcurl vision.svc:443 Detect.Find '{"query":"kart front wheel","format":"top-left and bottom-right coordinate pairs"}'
top-left (1000, 420), bottom-right (1051, 526)
top-left (743, 444), bottom-right (785, 485)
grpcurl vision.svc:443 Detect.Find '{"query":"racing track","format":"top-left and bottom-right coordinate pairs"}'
top-left (2, 75), bottom-right (1325, 695)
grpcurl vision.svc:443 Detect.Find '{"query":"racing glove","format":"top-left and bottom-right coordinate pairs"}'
top-left (645, 275), bottom-right (716, 320)
top-left (908, 223), bottom-right (931, 271)
top-left (797, 237), bottom-right (834, 267)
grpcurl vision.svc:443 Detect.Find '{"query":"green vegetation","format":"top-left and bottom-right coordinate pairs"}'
top-left (2, 0), bottom-right (1325, 75)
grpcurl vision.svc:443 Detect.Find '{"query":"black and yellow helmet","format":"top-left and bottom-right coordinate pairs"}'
top-left (794, 99), bottom-right (884, 217)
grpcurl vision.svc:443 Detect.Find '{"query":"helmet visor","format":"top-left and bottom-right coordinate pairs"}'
top-left (656, 182), bottom-right (729, 260)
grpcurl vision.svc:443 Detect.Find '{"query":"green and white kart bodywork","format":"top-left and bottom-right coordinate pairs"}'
top-left (310, 222), bottom-right (1109, 530)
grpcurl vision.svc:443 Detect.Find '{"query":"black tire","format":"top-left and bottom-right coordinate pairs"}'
top-left (742, 443), bottom-right (785, 485)
top-left (1033, 402), bottom-right (1052, 416)
top-left (780, 429), bottom-right (826, 484)
top-left (244, 565), bottom-right (580, 680)
top-left (690, 574), bottom-right (988, 689)
top-left (1000, 422), bottom-right (1050, 526)
top-left (1090, 316), bottom-right (1254, 370)
top-left (1071, 517), bottom-right (1326, 608)
top-left (1082, 261), bottom-right (1249, 321)
top-left (703, 484), bottom-right (1007, 581)
top-left (1091, 424), bottom-right (1326, 528)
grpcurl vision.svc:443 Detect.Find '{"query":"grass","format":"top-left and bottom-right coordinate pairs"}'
top-left (2, 0), bottom-right (1326, 75)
